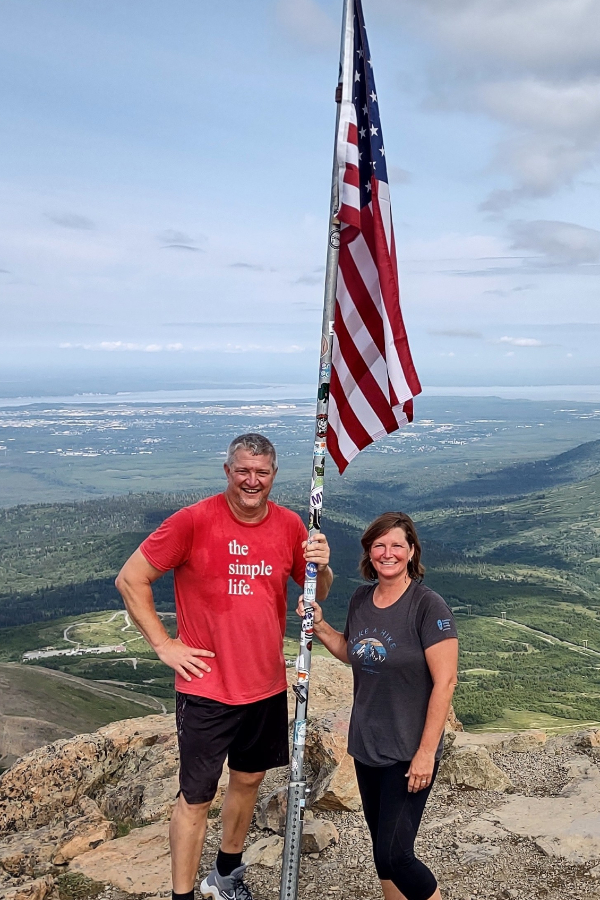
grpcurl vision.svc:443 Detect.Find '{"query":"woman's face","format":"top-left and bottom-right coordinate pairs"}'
top-left (369, 526), bottom-right (413, 581)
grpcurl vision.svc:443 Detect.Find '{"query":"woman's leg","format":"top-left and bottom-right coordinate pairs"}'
top-left (354, 762), bottom-right (409, 900)
top-left (378, 760), bottom-right (439, 900)
top-left (381, 879), bottom-right (408, 900)
top-left (355, 758), bottom-right (440, 900)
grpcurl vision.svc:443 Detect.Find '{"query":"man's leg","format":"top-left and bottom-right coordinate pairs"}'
top-left (219, 768), bottom-right (266, 853)
top-left (169, 794), bottom-right (212, 893)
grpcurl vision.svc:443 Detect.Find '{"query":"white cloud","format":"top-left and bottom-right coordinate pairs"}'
top-left (374, 0), bottom-right (600, 206)
top-left (509, 219), bottom-right (600, 264)
top-left (478, 79), bottom-right (600, 135)
top-left (387, 0), bottom-right (600, 75)
top-left (498, 336), bottom-right (543, 346)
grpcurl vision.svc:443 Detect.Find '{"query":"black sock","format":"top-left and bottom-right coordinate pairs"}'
top-left (172, 892), bottom-right (194, 900)
top-left (216, 849), bottom-right (243, 877)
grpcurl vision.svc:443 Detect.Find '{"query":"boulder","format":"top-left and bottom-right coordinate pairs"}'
top-left (243, 835), bottom-right (284, 867)
top-left (446, 705), bottom-right (464, 732)
top-left (305, 709), bottom-right (361, 812)
top-left (458, 818), bottom-right (509, 841)
top-left (52, 816), bottom-right (116, 865)
top-left (2, 875), bottom-right (55, 900)
top-left (499, 731), bottom-right (546, 753)
top-left (481, 763), bottom-right (600, 864)
top-left (69, 822), bottom-right (173, 895)
top-left (0, 824), bottom-right (65, 877)
top-left (577, 729), bottom-right (600, 749)
top-left (255, 786), bottom-right (288, 835)
top-left (438, 746), bottom-right (513, 792)
top-left (301, 818), bottom-right (339, 853)
top-left (0, 798), bottom-right (103, 876)
top-left (0, 715), bottom-right (174, 834)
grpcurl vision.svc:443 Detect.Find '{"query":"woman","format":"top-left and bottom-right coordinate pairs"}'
top-left (298, 512), bottom-right (458, 900)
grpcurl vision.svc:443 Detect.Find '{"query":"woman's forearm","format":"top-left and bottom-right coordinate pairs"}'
top-left (313, 619), bottom-right (349, 663)
top-left (418, 681), bottom-right (456, 754)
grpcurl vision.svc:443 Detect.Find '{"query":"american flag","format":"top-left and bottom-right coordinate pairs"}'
top-left (327, 0), bottom-right (421, 474)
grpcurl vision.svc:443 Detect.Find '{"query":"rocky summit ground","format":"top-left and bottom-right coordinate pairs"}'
top-left (2, 657), bottom-right (600, 900)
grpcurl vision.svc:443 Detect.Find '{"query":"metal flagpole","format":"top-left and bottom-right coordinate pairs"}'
top-left (279, 2), bottom-right (352, 898)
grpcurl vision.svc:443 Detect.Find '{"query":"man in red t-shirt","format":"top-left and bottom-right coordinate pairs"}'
top-left (115, 433), bottom-right (333, 900)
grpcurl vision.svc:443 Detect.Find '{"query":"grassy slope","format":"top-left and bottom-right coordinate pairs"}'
top-left (0, 663), bottom-right (169, 732)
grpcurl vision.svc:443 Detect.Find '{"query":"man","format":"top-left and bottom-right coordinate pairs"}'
top-left (115, 433), bottom-right (333, 900)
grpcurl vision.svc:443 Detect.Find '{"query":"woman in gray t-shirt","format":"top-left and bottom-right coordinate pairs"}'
top-left (298, 512), bottom-right (458, 900)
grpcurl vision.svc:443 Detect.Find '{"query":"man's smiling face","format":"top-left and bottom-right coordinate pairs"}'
top-left (224, 449), bottom-right (277, 521)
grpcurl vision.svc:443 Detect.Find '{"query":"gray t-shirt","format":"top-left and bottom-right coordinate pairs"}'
top-left (344, 580), bottom-right (458, 766)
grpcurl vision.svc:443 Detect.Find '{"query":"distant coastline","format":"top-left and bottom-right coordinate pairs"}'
top-left (1, 383), bottom-right (600, 409)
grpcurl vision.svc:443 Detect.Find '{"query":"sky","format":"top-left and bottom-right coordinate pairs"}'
top-left (1, 0), bottom-right (599, 396)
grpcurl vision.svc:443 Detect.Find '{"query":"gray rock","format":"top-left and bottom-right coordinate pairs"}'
top-left (499, 731), bottom-right (546, 753)
top-left (438, 746), bottom-right (513, 792)
top-left (458, 818), bottom-right (509, 841)
top-left (577, 729), bottom-right (600, 749)
top-left (1, 874), bottom-right (55, 900)
top-left (482, 763), bottom-right (600, 863)
top-left (423, 812), bottom-right (463, 831)
top-left (243, 835), bottom-right (284, 867)
top-left (456, 841), bottom-right (501, 865)
top-left (305, 709), bottom-right (362, 812)
top-left (301, 819), bottom-right (339, 853)
top-left (255, 786), bottom-right (287, 835)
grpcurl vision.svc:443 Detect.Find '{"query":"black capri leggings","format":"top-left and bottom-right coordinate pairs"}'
top-left (354, 758), bottom-right (439, 900)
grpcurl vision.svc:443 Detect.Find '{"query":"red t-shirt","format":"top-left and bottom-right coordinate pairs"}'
top-left (140, 493), bottom-right (307, 704)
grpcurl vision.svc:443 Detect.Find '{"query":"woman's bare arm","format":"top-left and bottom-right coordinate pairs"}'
top-left (407, 638), bottom-right (459, 793)
top-left (296, 596), bottom-right (349, 663)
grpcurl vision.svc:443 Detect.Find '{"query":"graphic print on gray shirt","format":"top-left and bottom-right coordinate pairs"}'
top-left (344, 581), bottom-right (458, 766)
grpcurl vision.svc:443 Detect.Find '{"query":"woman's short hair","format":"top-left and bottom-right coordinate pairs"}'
top-left (359, 511), bottom-right (425, 582)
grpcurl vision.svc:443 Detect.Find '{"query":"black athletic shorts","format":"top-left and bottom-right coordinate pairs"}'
top-left (175, 689), bottom-right (289, 804)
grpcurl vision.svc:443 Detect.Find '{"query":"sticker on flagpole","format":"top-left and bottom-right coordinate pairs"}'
top-left (316, 413), bottom-right (328, 437)
top-left (293, 720), bottom-right (307, 745)
top-left (308, 507), bottom-right (322, 531)
top-left (310, 486), bottom-right (323, 508)
top-left (328, 320), bottom-right (334, 335)
top-left (321, 336), bottom-right (328, 356)
top-left (314, 440), bottom-right (326, 456)
top-left (306, 562), bottom-right (318, 578)
top-left (304, 580), bottom-right (317, 602)
top-left (320, 362), bottom-right (331, 379)
top-left (302, 607), bottom-right (315, 629)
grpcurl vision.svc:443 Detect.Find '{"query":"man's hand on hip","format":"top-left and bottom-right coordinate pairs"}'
top-left (155, 636), bottom-right (215, 682)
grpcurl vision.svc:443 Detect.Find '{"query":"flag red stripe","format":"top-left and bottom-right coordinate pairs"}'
top-left (333, 311), bottom-right (399, 433)
top-left (329, 365), bottom-right (372, 448)
top-left (338, 242), bottom-right (386, 357)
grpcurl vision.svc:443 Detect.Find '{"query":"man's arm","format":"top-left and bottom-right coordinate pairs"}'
top-left (302, 533), bottom-right (334, 601)
top-left (115, 549), bottom-right (214, 683)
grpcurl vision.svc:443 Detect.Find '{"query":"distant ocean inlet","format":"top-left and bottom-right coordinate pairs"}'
top-left (1, 383), bottom-right (600, 408)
